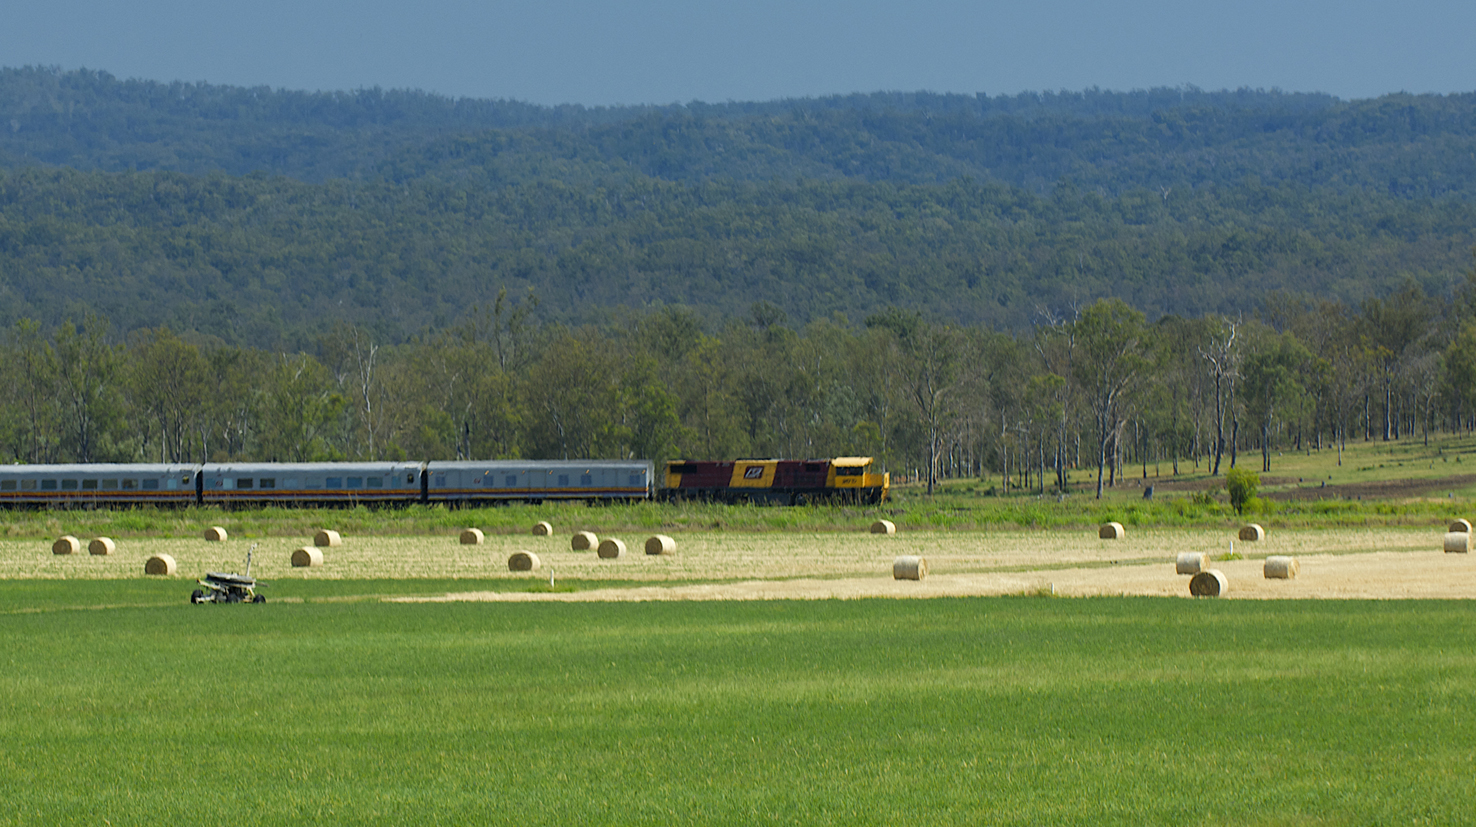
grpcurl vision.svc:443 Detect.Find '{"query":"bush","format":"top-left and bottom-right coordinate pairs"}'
top-left (1226, 468), bottom-right (1260, 514)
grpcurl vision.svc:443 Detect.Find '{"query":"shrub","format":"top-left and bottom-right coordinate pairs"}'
top-left (1226, 468), bottom-right (1260, 514)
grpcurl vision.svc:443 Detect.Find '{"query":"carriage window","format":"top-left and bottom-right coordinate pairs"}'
top-left (347, 477), bottom-right (363, 488)
top-left (62, 479), bottom-right (78, 490)
top-left (181, 476), bottom-right (191, 486)
top-left (407, 473), bottom-right (416, 484)
top-left (368, 477), bottom-right (382, 488)
top-left (0, 480), bottom-right (14, 491)
top-left (142, 479), bottom-right (159, 490)
top-left (83, 479), bottom-right (98, 490)
top-left (101, 479), bottom-right (118, 490)
top-left (42, 479), bottom-right (58, 490)
top-left (21, 479), bottom-right (36, 490)
top-left (506, 475), bottom-right (518, 486)
top-left (122, 479), bottom-right (137, 490)
top-left (558, 474), bottom-right (569, 486)
top-left (325, 477), bottom-right (342, 488)
top-left (237, 478), bottom-right (252, 489)
top-left (259, 478), bottom-right (275, 489)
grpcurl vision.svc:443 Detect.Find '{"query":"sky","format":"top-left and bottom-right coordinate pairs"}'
top-left (3, 0), bottom-right (1474, 106)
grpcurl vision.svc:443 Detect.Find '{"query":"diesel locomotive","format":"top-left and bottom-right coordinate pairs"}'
top-left (660, 457), bottom-right (889, 504)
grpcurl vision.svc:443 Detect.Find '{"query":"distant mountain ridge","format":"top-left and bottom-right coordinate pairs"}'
top-left (2, 66), bottom-right (1475, 342)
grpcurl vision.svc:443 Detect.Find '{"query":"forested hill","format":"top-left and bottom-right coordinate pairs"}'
top-left (3, 67), bottom-right (1476, 341)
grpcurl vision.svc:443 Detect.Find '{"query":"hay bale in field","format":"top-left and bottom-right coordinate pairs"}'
top-left (508, 551), bottom-right (541, 571)
top-left (291, 546), bottom-right (324, 568)
top-left (1450, 519), bottom-right (1472, 534)
top-left (313, 529), bottom-right (342, 547)
top-left (203, 526), bottom-right (228, 542)
top-left (88, 537), bottom-right (116, 556)
top-left (571, 531), bottom-right (598, 551)
top-left (644, 534), bottom-right (676, 555)
top-left (52, 535), bottom-right (80, 555)
top-left (893, 555), bottom-right (927, 580)
top-left (870, 519), bottom-right (897, 535)
top-left (1264, 556), bottom-right (1299, 579)
top-left (533, 521), bottom-right (553, 536)
top-left (1099, 522), bottom-right (1125, 540)
top-left (459, 528), bottom-right (485, 545)
top-left (597, 538), bottom-right (627, 559)
top-left (144, 554), bottom-right (176, 576)
top-left (1189, 569), bottom-right (1228, 597)
top-left (1175, 552), bottom-right (1206, 575)
top-left (1444, 532), bottom-right (1471, 554)
top-left (1238, 524), bottom-right (1265, 541)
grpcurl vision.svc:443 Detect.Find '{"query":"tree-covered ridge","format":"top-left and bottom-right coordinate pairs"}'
top-left (2, 166), bottom-right (1473, 342)
top-left (7, 66), bottom-right (1473, 198)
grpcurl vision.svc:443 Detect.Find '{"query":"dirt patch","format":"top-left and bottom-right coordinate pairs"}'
top-left (1268, 475), bottom-right (1476, 501)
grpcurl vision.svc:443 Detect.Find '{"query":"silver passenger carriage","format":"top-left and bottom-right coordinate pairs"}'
top-left (0, 463), bottom-right (197, 506)
top-left (199, 462), bottom-right (425, 506)
top-left (427, 460), bottom-right (653, 503)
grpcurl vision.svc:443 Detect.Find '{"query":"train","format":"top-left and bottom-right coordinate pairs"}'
top-left (0, 456), bottom-right (888, 507)
top-left (660, 457), bottom-right (889, 504)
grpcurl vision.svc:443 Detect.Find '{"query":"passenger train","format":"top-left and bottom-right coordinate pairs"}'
top-left (0, 456), bottom-right (888, 507)
top-left (0, 460), bottom-right (654, 507)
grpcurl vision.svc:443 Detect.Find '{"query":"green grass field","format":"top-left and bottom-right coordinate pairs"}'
top-left (2, 583), bottom-right (1474, 825)
top-left (5, 437), bottom-right (1476, 823)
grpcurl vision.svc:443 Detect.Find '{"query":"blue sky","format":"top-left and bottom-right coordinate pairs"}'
top-left (4, 0), bottom-right (1474, 105)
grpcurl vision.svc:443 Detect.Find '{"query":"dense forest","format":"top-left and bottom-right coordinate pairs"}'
top-left (6, 67), bottom-right (1476, 485)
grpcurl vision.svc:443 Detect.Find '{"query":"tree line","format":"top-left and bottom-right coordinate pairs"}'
top-left (9, 281), bottom-right (1476, 498)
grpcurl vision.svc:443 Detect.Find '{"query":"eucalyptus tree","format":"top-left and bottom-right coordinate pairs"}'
top-left (865, 308), bottom-right (962, 495)
top-left (1241, 328), bottom-right (1312, 472)
top-left (1070, 299), bottom-right (1152, 498)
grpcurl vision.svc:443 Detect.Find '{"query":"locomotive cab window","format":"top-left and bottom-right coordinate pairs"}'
top-left (836, 466), bottom-right (864, 476)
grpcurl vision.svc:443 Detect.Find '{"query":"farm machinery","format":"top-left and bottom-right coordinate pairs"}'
top-left (191, 545), bottom-right (266, 604)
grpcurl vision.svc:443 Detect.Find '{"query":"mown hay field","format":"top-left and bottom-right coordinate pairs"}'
top-left (7, 525), bottom-right (1472, 601)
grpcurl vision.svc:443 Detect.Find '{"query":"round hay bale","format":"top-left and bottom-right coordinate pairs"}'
top-left (1238, 524), bottom-right (1265, 541)
top-left (571, 531), bottom-right (598, 551)
top-left (644, 534), bottom-right (676, 555)
top-left (1451, 519), bottom-right (1473, 534)
top-left (508, 551), bottom-right (541, 571)
top-left (313, 529), bottom-right (342, 547)
top-left (459, 528), bottom-right (485, 545)
top-left (1444, 532), bottom-right (1471, 554)
top-left (1189, 569), bottom-right (1228, 597)
top-left (893, 555), bottom-right (927, 580)
top-left (88, 537), bottom-right (116, 556)
top-left (203, 526), bottom-right (228, 542)
top-left (291, 547), bottom-right (324, 568)
top-left (144, 554), bottom-right (176, 576)
top-left (532, 521), bottom-right (553, 536)
top-left (1175, 552), bottom-right (1206, 575)
top-left (52, 535), bottom-right (80, 555)
top-left (1264, 556), bottom-right (1299, 579)
top-left (1099, 522), bottom-right (1125, 540)
top-left (596, 538), bottom-right (627, 559)
top-left (870, 519), bottom-right (897, 535)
